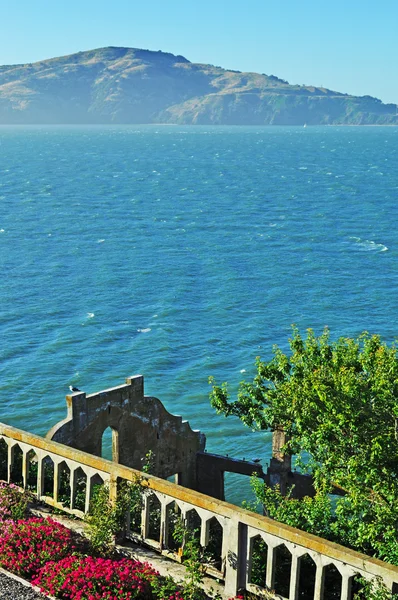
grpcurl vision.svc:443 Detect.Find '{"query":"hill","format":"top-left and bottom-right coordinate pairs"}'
top-left (0, 46), bottom-right (396, 125)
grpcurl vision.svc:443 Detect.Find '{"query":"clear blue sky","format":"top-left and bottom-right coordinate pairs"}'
top-left (1, 0), bottom-right (397, 104)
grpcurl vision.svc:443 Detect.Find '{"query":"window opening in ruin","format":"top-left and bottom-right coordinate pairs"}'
top-left (101, 426), bottom-right (119, 462)
top-left (223, 471), bottom-right (258, 509)
top-left (167, 473), bottom-right (181, 484)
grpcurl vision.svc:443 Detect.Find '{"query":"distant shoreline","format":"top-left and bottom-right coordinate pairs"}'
top-left (0, 122), bottom-right (397, 127)
top-left (2, 47), bottom-right (396, 127)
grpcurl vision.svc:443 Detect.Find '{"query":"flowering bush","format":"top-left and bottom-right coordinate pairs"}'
top-left (0, 483), bottom-right (247, 600)
top-left (0, 481), bottom-right (31, 521)
top-left (0, 517), bottom-right (75, 578)
top-left (33, 555), bottom-right (157, 599)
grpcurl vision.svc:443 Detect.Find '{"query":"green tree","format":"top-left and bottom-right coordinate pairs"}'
top-left (210, 328), bottom-right (398, 563)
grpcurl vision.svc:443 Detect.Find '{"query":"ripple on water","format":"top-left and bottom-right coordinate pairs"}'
top-left (0, 125), bottom-right (397, 504)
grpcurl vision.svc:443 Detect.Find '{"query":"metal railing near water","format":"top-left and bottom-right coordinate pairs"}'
top-left (1, 421), bottom-right (397, 600)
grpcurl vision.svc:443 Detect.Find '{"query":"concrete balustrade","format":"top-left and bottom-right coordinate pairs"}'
top-left (3, 436), bottom-right (110, 515)
top-left (1, 421), bottom-right (398, 599)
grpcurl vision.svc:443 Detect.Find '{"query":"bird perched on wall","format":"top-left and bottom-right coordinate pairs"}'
top-left (69, 386), bottom-right (81, 392)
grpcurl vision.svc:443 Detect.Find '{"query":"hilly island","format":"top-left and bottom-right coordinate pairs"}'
top-left (0, 46), bottom-right (397, 125)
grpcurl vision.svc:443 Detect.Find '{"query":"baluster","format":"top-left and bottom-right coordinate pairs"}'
top-left (340, 573), bottom-right (352, 600)
top-left (246, 536), bottom-right (254, 587)
top-left (160, 500), bottom-right (168, 549)
top-left (84, 474), bottom-right (92, 514)
top-left (125, 494), bottom-right (131, 537)
top-left (70, 467), bottom-right (77, 510)
top-left (220, 520), bottom-right (229, 575)
top-left (141, 493), bottom-right (150, 540)
top-left (314, 563), bottom-right (325, 600)
top-left (200, 517), bottom-right (209, 548)
top-left (224, 522), bottom-right (248, 598)
top-left (265, 545), bottom-right (276, 590)
top-left (109, 475), bottom-right (117, 505)
top-left (22, 451), bottom-right (28, 489)
top-left (37, 455), bottom-right (44, 500)
top-left (7, 444), bottom-right (13, 483)
top-left (289, 553), bottom-right (300, 600)
top-left (85, 474), bottom-right (96, 514)
top-left (53, 461), bottom-right (60, 503)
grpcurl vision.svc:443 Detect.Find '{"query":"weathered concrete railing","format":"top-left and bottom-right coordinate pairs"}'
top-left (1, 422), bottom-right (398, 600)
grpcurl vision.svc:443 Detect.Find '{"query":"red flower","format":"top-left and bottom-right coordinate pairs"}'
top-left (0, 517), bottom-right (73, 578)
top-left (35, 556), bottom-right (157, 599)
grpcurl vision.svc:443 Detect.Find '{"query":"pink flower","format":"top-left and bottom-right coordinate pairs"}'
top-left (35, 556), bottom-right (157, 599)
top-left (0, 517), bottom-right (74, 578)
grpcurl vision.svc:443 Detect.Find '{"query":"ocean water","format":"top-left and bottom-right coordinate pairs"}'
top-left (0, 125), bottom-right (397, 501)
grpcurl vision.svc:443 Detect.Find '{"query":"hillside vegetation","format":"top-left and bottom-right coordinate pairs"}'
top-left (0, 46), bottom-right (396, 125)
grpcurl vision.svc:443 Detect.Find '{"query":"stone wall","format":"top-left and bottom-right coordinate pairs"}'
top-left (46, 375), bottom-right (205, 489)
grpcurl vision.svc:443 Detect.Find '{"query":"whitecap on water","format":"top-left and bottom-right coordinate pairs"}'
top-left (137, 328), bottom-right (151, 333)
top-left (348, 237), bottom-right (388, 252)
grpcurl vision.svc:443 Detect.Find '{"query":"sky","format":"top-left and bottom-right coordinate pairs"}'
top-left (0, 0), bottom-right (397, 104)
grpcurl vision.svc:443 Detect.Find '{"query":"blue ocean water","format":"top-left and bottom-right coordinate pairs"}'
top-left (0, 125), bottom-right (397, 500)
